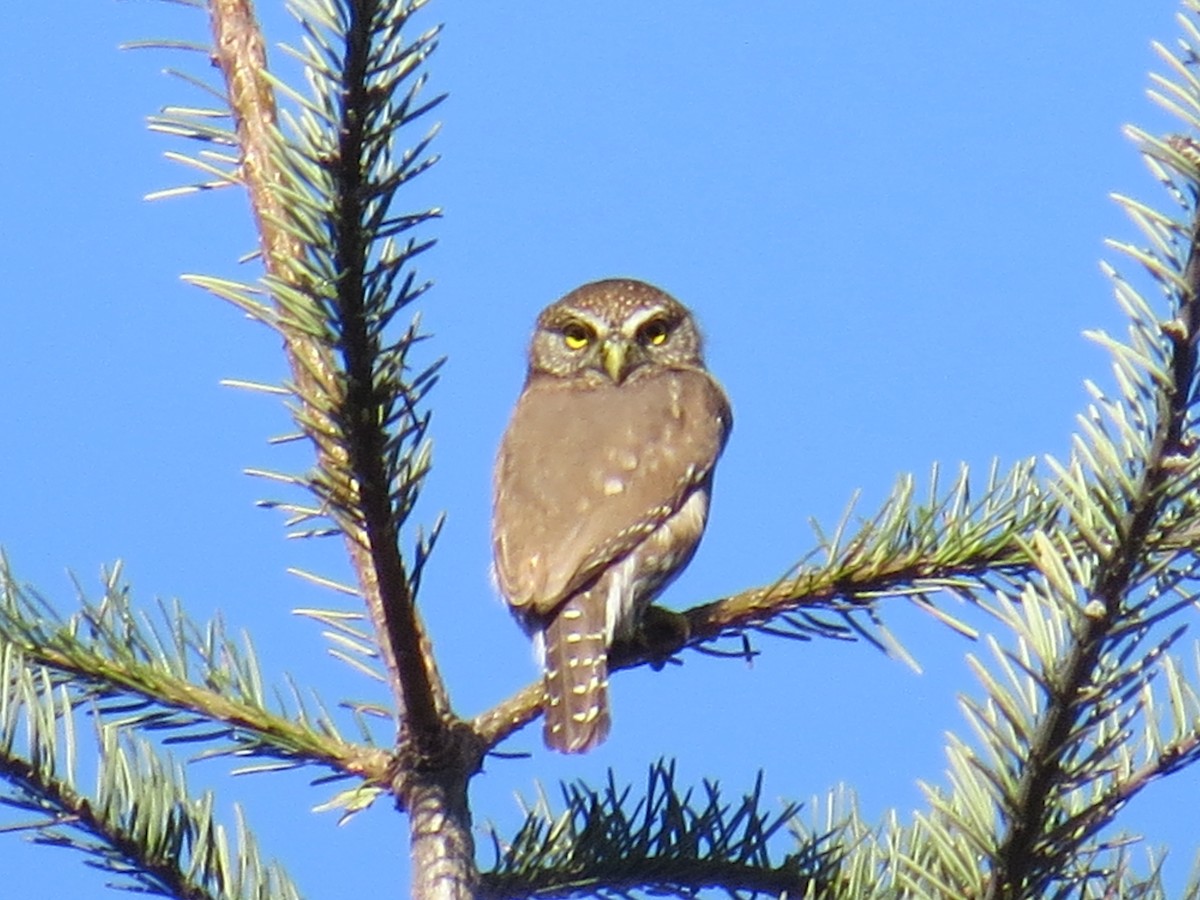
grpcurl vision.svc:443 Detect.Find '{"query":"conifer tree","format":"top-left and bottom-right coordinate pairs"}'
top-left (5, 2), bottom-right (1200, 897)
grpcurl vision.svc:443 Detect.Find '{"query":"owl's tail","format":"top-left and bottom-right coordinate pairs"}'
top-left (540, 593), bottom-right (611, 753)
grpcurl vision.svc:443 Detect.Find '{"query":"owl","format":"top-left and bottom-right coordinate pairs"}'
top-left (492, 279), bottom-right (732, 753)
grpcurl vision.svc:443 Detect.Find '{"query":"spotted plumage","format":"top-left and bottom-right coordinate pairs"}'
top-left (492, 279), bottom-right (731, 753)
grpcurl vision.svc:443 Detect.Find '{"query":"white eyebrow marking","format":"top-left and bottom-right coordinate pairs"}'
top-left (622, 306), bottom-right (668, 337)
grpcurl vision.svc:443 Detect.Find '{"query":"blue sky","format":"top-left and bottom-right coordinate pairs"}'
top-left (0, 1), bottom-right (1194, 896)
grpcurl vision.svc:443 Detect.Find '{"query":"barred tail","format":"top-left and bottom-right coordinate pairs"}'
top-left (541, 593), bottom-right (611, 753)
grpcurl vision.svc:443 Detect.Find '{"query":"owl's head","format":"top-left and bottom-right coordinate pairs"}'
top-left (528, 279), bottom-right (705, 384)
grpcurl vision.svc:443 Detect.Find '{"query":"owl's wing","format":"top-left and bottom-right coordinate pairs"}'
top-left (493, 366), bottom-right (732, 621)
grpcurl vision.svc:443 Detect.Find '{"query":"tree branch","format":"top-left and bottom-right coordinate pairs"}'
top-left (475, 501), bottom-right (1200, 750)
top-left (16, 637), bottom-right (388, 779)
top-left (321, 0), bottom-right (449, 752)
top-left (985, 130), bottom-right (1200, 898)
top-left (480, 859), bottom-right (817, 900)
top-left (475, 529), bottom-right (1038, 747)
top-left (0, 561), bottom-right (390, 781)
top-left (0, 644), bottom-right (302, 899)
top-left (206, 0), bottom-right (450, 748)
top-left (477, 761), bottom-right (827, 899)
top-left (0, 754), bottom-right (215, 900)
top-left (207, 3), bottom-right (478, 896)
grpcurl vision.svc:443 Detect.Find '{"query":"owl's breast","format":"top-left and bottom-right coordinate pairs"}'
top-left (492, 367), bottom-right (729, 619)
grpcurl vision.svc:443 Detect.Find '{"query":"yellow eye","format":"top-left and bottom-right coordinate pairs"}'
top-left (562, 323), bottom-right (591, 350)
top-left (638, 318), bottom-right (670, 346)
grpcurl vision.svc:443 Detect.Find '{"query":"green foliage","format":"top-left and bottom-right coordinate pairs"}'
top-left (811, 3), bottom-right (1200, 894)
top-left (482, 761), bottom-right (832, 900)
top-left (0, 557), bottom-right (381, 778)
top-left (249, 0), bottom-right (446, 550)
top-left (9, 0), bottom-right (1200, 897)
top-left (480, 2), bottom-right (1200, 895)
top-left (144, 0), bottom-right (447, 587)
top-left (0, 642), bottom-right (301, 899)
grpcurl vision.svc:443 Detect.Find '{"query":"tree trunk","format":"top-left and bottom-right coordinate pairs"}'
top-left (406, 770), bottom-right (478, 899)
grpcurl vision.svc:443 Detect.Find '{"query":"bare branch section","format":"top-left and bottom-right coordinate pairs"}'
top-left (206, 0), bottom-right (449, 747)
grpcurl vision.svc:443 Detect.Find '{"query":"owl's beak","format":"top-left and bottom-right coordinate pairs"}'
top-left (601, 340), bottom-right (629, 384)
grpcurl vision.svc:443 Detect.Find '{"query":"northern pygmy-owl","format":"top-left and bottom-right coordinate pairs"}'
top-left (492, 279), bottom-right (732, 753)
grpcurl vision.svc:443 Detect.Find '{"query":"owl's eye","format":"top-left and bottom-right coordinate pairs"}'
top-left (562, 322), bottom-right (592, 350)
top-left (638, 318), bottom-right (670, 346)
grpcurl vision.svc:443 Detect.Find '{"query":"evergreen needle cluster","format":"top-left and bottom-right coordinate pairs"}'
top-left (7, 1), bottom-right (1200, 897)
top-left (0, 640), bottom-right (302, 899)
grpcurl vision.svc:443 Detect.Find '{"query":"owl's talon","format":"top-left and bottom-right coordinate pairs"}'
top-left (638, 605), bottom-right (691, 668)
